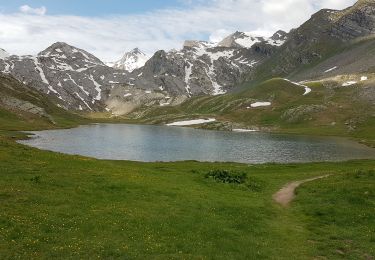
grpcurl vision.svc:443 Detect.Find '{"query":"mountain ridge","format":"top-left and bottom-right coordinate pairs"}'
top-left (243, 0), bottom-right (375, 83)
top-left (0, 0), bottom-right (374, 116)
top-left (0, 42), bottom-right (130, 111)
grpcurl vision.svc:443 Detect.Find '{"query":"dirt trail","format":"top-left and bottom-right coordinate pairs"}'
top-left (273, 175), bottom-right (331, 207)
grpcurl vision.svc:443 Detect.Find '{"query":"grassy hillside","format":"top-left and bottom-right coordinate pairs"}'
top-left (0, 75), bottom-right (87, 131)
top-left (0, 75), bottom-right (374, 259)
top-left (130, 77), bottom-right (375, 145)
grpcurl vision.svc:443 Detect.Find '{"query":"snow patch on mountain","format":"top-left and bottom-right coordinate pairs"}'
top-left (235, 34), bottom-right (262, 48)
top-left (218, 30), bottom-right (288, 49)
top-left (324, 66), bottom-right (338, 73)
top-left (284, 79), bottom-right (312, 95)
top-left (249, 102), bottom-right (271, 108)
top-left (89, 75), bottom-right (102, 101)
top-left (108, 48), bottom-right (149, 72)
top-left (167, 118), bottom-right (216, 126)
top-left (31, 57), bottom-right (49, 85)
top-left (342, 81), bottom-right (357, 86)
top-left (184, 61), bottom-right (193, 96)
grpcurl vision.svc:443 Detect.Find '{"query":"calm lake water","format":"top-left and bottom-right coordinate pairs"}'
top-left (19, 124), bottom-right (375, 164)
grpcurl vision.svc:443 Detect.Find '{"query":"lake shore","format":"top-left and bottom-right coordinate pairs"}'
top-left (1, 112), bottom-right (374, 259)
top-left (1, 130), bottom-right (374, 259)
top-left (17, 123), bottom-right (375, 163)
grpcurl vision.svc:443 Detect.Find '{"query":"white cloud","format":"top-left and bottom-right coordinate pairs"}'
top-left (0, 0), bottom-right (356, 61)
top-left (19, 5), bottom-right (47, 16)
top-left (209, 29), bottom-right (233, 43)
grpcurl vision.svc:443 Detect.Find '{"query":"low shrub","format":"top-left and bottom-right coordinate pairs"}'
top-left (205, 169), bottom-right (247, 184)
top-left (30, 175), bottom-right (41, 184)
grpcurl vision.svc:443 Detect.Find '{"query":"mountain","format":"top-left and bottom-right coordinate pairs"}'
top-left (101, 31), bottom-right (291, 115)
top-left (0, 48), bottom-right (9, 59)
top-left (123, 31), bottom-right (288, 97)
top-left (1, 0), bottom-right (374, 117)
top-left (0, 42), bottom-right (130, 111)
top-left (217, 30), bottom-right (288, 48)
top-left (0, 74), bottom-right (84, 130)
top-left (107, 48), bottom-right (149, 72)
top-left (126, 0), bottom-right (375, 138)
top-left (248, 0), bottom-right (375, 82)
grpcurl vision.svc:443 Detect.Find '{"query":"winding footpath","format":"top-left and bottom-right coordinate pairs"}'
top-left (283, 79), bottom-right (312, 95)
top-left (273, 175), bottom-right (331, 207)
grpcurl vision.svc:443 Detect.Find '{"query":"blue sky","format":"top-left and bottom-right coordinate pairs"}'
top-left (0, 0), bottom-right (356, 61)
top-left (0, 0), bottom-right (190, 16)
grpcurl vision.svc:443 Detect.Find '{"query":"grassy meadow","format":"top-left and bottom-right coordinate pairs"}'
top-left (0, 75), bottom-right (374, 259)
top-left (0, 128), bottom-right (374, 259)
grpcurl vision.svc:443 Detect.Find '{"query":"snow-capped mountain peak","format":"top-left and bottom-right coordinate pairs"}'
top-left (183, 40), bottom-right (216, 49)
top-left (217, 31), bottom-right (288, 48)
top-left (269, 30), bottom-right (288, 46)
top-left (127, 30), bottom-right (284, 98)
top-left (109, 48), bottom-right (150, 72)
top-left (0, 48), bottom-right (10, 59)
top-left (0, 42), bottom-right (130, 112)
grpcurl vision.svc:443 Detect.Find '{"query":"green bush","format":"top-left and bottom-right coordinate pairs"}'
top-left (30, 175), bottom-right (41, 184)
top-left (205, 169), bottom-right (247, 184)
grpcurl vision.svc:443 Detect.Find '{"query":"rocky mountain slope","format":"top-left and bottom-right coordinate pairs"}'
top-left (249, 0), bottom-right (375, 82)
top-left (126, 31), bottom-right (288, 98)
top-left (108, 0), bottom-right (375, 115)
top-left (0, 31), bottom-right (287, 115)
top-left (0, 74), bottom-right (84, 130)
top-left (0, 0), bottom-right (373, 117)
top-left (106, 48), bottom-right (149, 72)
top-left (121, 1), bottom-right (374, 143)
top-left (103, 31), bottom-right (289, 115)
top-left (0, 42), bottom-right (130, 112)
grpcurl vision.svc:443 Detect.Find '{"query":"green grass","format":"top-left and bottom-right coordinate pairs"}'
top-left (132, 78), bottom-right (375, 146)
top-left (0, 73), bottom-right (374, 259)
top-left (293, 169), bottom-right (375, 259)
top-left (0, 134), bottom-right (374, 259)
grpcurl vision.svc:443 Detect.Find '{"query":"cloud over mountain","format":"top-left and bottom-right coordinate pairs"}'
top-left (0, 0), bottom-right (355, 61)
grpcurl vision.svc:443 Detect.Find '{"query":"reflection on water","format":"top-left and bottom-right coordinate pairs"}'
top-left (19, 124), bottom-right (375, 164)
